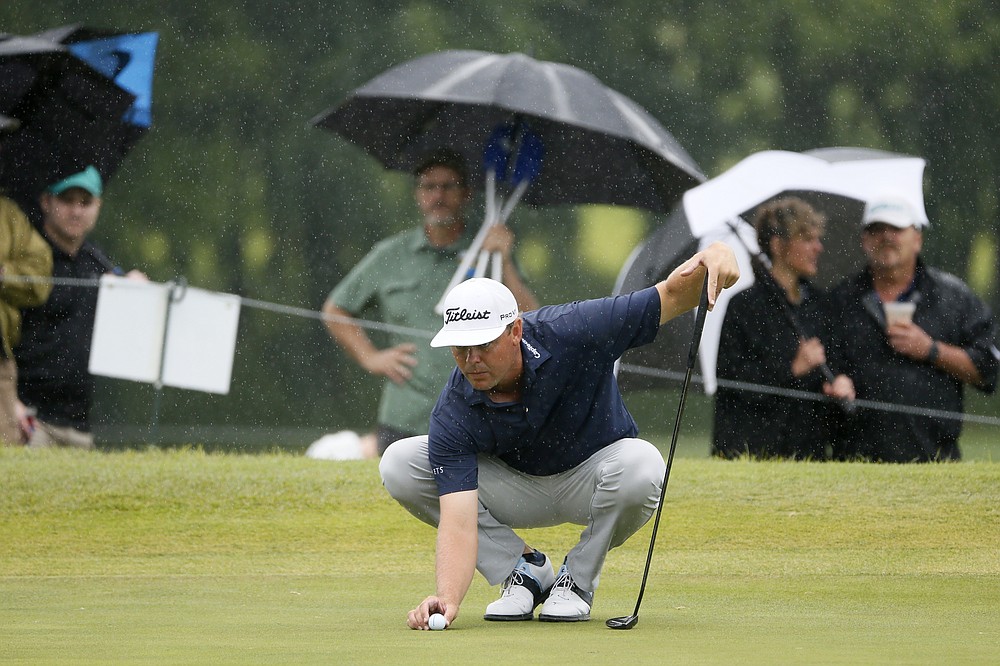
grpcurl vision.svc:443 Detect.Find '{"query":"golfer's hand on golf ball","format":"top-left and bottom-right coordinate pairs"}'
top-left (407, 596), bottom-right (453, 631)
top-left (364, 343), bottom-right (418, 384)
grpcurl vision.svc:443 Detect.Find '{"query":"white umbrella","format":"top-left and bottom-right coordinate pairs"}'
top-left (615, 147), bottom-right (927, 394)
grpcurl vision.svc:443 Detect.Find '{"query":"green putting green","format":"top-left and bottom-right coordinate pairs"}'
top-left (2, 446), bottom-right (997, 664)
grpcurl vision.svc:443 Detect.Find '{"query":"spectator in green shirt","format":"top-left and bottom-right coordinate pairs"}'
top-left (323, 150), bottom-right (538, 458)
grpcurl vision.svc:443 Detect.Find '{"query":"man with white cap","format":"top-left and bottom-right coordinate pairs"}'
top-left (380, 241), bottom-right (740, 630)
top-left (827, 192), bottom-right (997, 462)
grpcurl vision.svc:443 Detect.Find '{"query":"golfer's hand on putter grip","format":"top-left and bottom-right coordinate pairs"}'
top-left (676, 242), bottom-right (740, 310)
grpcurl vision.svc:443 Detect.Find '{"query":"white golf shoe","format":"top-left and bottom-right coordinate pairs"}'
top-left (483, 552), bottom-right (555, 621)
top-left (538, 564), bottom-right (593, 622)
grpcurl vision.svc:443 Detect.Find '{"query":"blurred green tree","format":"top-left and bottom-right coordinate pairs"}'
top-left (2, 0), bottom-right (996, 443)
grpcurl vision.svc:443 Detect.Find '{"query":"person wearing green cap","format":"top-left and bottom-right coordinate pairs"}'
top-left (15, 166), bottom-right (145, 449)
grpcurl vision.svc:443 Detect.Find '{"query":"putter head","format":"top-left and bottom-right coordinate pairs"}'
top-left (606, 615), bottom-right (638, 630)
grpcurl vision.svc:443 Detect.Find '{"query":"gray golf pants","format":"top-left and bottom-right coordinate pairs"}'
top-left (379, 436), bottom-right (666, 594)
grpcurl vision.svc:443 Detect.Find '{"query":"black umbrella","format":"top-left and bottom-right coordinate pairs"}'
top-left (614, 147), bottom-right (927, 393)
top-left (41, 25), bottom-right (159, 129)
top-left (0, 26), bottom-right (156, 224)
top-left (312, 49), bottom-right (704, 212)
top-left (313, 49), bottom-right (704, 307)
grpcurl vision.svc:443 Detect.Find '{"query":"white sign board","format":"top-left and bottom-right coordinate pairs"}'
top-left (88, 277), bottom-right (168, 384)
top-left (89, 276), bottom-right (241, 394)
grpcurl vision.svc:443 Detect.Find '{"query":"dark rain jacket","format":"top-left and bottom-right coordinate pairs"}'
top-left (827, 259), bottom-right (998, 462)
top-left (15, 238), bottom-right (112, 431)
top-left (712, 277), bottom-right (840, 460)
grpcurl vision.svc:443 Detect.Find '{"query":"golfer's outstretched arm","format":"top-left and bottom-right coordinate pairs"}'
top-left (657, 241), bottom-right (740, 325)
top-left (408, 489), bottom-right (479, 629)
top-left (434, 490), bottom-right (478, 618)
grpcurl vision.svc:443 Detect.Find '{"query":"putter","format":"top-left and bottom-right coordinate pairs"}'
top-left (606, 273), bottom-right (711, 630)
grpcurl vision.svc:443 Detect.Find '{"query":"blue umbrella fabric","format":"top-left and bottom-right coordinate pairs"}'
top-left (65, 31), bottom-right (158, 128)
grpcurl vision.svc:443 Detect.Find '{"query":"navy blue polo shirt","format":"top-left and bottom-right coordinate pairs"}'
top-left (428, 286), bottom-right (662, 496)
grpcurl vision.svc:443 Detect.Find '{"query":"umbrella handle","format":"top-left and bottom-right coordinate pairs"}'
top-left (497, 179), bottom-right (529, 224)
top-left (490, 251), bottom-right (502, 280)
top-left (434, 174), bottom-right (529, 313)
top-left (474, 248), bottom-right (490, 277)
top-left (468, 249), bottom-right (502, 281)
top-left (435, 214), bottom-right (499, 313)
top-left (484, 168), bottom-right (497, 231)
top-left (466, 250), bottom-right (501, 278)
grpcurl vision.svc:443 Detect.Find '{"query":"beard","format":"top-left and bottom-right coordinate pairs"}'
top-left (424, 210), bottom-right (461, 227)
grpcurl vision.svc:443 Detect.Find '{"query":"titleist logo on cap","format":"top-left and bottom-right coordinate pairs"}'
top-left (445, 307), bottom-right (491, 323)
top-left (430, 278), bottom-right (518, 348)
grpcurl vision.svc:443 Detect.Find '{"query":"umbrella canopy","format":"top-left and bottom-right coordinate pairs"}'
top-left (0, 26), bottom-right (157, 224)
top-left (0, 33), bottom-right (133, 123)
top-left (614, 147), bottom-right (927, 394)
top-left (61, 30), bottom-right (158, 128)
top-left (27, 24), bottom-right (157, 127)
top-left (311, 49), bottom-right (704, 213)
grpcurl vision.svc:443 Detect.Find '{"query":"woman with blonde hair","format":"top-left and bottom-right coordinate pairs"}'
top-left (712, 197), bottom-right (853, 459)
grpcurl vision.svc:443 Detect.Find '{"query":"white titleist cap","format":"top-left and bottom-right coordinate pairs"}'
top-left (862, 193), bottom-right (927, 229)
top-left (430, 278), bottom-right (518, 348)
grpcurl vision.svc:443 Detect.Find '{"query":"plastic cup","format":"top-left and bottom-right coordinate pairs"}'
top-left (884, 301), bottom-right (916, 327)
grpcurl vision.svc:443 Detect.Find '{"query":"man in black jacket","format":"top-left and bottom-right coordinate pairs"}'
top-left (16, 166), bottom-right (144, 449)
top-left (828, 193), bottom-right (998, 462)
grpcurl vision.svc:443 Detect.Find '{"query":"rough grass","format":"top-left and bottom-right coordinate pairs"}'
top-left (1, 446), bottom-right (998, 665)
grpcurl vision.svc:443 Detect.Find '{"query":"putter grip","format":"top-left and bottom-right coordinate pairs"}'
top-left (687, 275), bottom-right (710, 369)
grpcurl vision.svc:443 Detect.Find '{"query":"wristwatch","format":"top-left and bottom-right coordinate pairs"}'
top-left (926, 340), bottom-right (940, 364)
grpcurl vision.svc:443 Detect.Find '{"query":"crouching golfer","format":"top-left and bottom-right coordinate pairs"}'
top-left (380, 242), bottom-right (740, 630)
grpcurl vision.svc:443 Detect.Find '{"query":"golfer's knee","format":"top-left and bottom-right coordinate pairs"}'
top-left (616, 440), bottom-right (666, 503)
top-left (379, 435), bottom-right (430, 501)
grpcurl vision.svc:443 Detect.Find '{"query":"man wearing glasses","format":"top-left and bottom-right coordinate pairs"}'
top-left (323, 150), bottom-right (537, 458)
top-left (827, 193), bottom-right (998, 462)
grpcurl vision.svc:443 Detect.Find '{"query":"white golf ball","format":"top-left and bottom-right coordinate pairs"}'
top-left (428, 613), bottom-right (447, 631)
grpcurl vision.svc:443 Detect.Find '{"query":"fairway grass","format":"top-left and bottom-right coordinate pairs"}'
top-left (2, 447), bottom-right (998, 665)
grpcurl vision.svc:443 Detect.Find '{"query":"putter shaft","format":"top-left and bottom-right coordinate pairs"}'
top-left (606, 275), bottom-right (710, 630)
